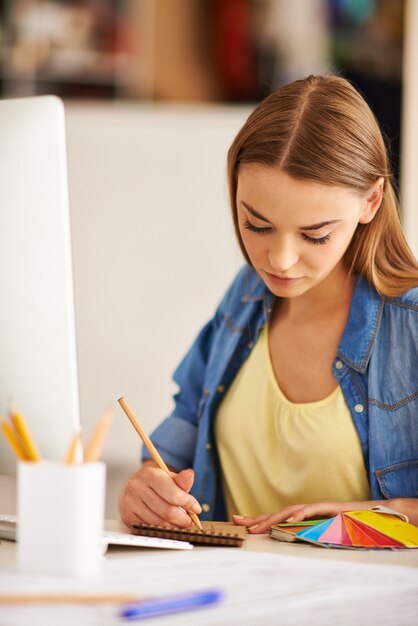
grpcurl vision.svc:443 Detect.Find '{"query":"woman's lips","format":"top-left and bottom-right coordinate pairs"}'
top-left (265, 271), bottom-right (302, 286)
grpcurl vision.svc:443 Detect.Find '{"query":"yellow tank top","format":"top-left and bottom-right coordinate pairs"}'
top-left (215, 327), bottom-right (370, 518)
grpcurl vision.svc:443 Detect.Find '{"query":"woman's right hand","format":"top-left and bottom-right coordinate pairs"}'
top-left (119, 461), bottom-right (202, 528)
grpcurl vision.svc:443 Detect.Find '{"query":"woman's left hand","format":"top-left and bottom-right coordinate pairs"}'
top-left (232, 499), bottom-right (387, 534)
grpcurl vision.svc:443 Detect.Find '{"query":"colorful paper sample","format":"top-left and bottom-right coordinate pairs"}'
top-left (269, 509), bottom-right (418, 549)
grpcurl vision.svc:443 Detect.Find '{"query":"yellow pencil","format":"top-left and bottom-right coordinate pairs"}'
top-left (9, 405), bottom-right (41, 462)
top-left (118, 396), bottom-right (203, 531)
top-left (84, 406), bottom-right (114, 462)
top-left (0, 420), bottom-right (27, 460)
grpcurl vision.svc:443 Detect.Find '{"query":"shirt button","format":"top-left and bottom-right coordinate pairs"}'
top-left (202, 503), bottom-right (210, 513)
top-left (203, 388), bottom-right (210, 397)
top-left (248, 341), bottom-right (254, 349)
top-left (217, 385), bottom-right (225, 393)
top-left (354, 404), bottom-right (364, 413)
top-left (335, 360), bottom-right (343, 370)
top-left (206, 443), bottom-right (212, 450)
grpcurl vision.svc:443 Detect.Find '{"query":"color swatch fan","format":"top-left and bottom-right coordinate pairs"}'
top-left (270, 507), bottom-right (418, 549)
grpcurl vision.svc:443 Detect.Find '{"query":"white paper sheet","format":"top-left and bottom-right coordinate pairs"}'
top-left (1, 548), bottom-right (417, 625)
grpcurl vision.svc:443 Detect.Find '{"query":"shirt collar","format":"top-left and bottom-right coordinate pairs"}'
top-left (337, 275), bottom-right (384, 373)
top-left (241, 267), bottom-right (268, 303)
top-left (241, 268), bottom-right (384, 373)
top-left (241, 269), bottom-right (275, 318)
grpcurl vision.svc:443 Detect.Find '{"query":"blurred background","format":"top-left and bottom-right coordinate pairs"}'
top-left (1, 0), bottom-right (417, 516)
top-left (0, 1), bottom-right (408, 175)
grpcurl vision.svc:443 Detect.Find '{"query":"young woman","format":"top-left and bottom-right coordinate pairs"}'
top-left (120, 75), bottom-right (418, 531)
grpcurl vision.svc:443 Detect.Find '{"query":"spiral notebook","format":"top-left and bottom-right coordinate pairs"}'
top-left (130, 521), bottom-right (247, 547)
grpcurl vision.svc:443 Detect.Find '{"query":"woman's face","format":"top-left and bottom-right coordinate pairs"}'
top-left (236, 165), bottom-right (380, 299)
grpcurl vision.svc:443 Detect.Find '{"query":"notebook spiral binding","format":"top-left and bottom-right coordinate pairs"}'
top-left (131, 523), bottom-right (246, 547)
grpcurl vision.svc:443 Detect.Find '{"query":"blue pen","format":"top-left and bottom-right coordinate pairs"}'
top-left (120, 589), bottom-right (222, 620)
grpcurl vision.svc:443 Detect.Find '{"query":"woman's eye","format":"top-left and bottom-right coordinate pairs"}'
top-left (244, 220), bottom-right (271, 234)
top-left (301, 233), bottom-right (331, 245)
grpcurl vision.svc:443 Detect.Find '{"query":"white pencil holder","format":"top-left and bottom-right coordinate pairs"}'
top-left (17, 461), bottom-right (106, 576)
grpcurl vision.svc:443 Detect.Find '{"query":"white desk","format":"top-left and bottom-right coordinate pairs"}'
top-left (1, 520), bottom-right (418, 625)
top-left (103, 518), bottom-right (418, 565)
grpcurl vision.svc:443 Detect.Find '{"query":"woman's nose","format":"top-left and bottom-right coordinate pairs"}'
top-left (267, 238), bottom-right (299, 273)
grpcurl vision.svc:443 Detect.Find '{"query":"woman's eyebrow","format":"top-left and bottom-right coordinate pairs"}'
top-left (241, 202), bottom-right (341, 231)
top-left (241, 201), bottom-right (272, 223)
top-left (298, 220), bottom-right (341, 230)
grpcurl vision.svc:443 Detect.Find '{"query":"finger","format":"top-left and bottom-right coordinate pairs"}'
top-left (267, 502), bottom-right (337, 526)
top-left (150, 469), bottom-right (201, 514)
top-left (247, 514), bottom-right (286, 534)
top-left (120, 492), bottom-right (165, 528)
top-left (173, 469), bottom-right (194, 494)
top-left (121, 485), bottom-right (193, 528)
top-left (247, 507), bottom-right (309, 534)
top-left (232, 514), bottom-right (270, 527)
top-left (143, 468), bottom-right (201, 520)
top-left (138, 498), bottom-right (193, 529)
top-left (286, 502), bottom-right (342, 523)
top-left (142, 485), bottom-right (194, 528)
top-left (232, 504), bottom-right (307, 526)
top-left (125, 499), bottom-right (173, 528)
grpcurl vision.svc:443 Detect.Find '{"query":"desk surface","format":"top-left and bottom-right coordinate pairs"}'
top-left (1, 520), bottom-right (418, 626)
top-left (106, 519), bottom-right (418, 566)
top-left (1, 518), bottom-right (418, 569)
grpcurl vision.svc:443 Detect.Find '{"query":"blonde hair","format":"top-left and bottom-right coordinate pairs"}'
top-left (227, 75), bottom-right (418, 297)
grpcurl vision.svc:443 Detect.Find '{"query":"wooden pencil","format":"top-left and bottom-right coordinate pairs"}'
top-left (0, 594), bottom-right (142, 605)
top-left (84, 406), bottom-right (113, 462)
top-left (65, 431), bottom-right (84, 464)
top-left (118, 397), bottom-right (203, 531)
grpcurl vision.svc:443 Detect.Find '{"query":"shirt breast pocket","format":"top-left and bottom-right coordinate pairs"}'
top-left (375, 459), bottom-right (418, 499)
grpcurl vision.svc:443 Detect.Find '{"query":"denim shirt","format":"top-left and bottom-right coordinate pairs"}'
top-left (143, 265), bottom-right (418, 520)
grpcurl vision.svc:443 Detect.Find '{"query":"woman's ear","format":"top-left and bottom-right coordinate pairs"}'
top-left (359, 176), bottom-right (384, 224)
